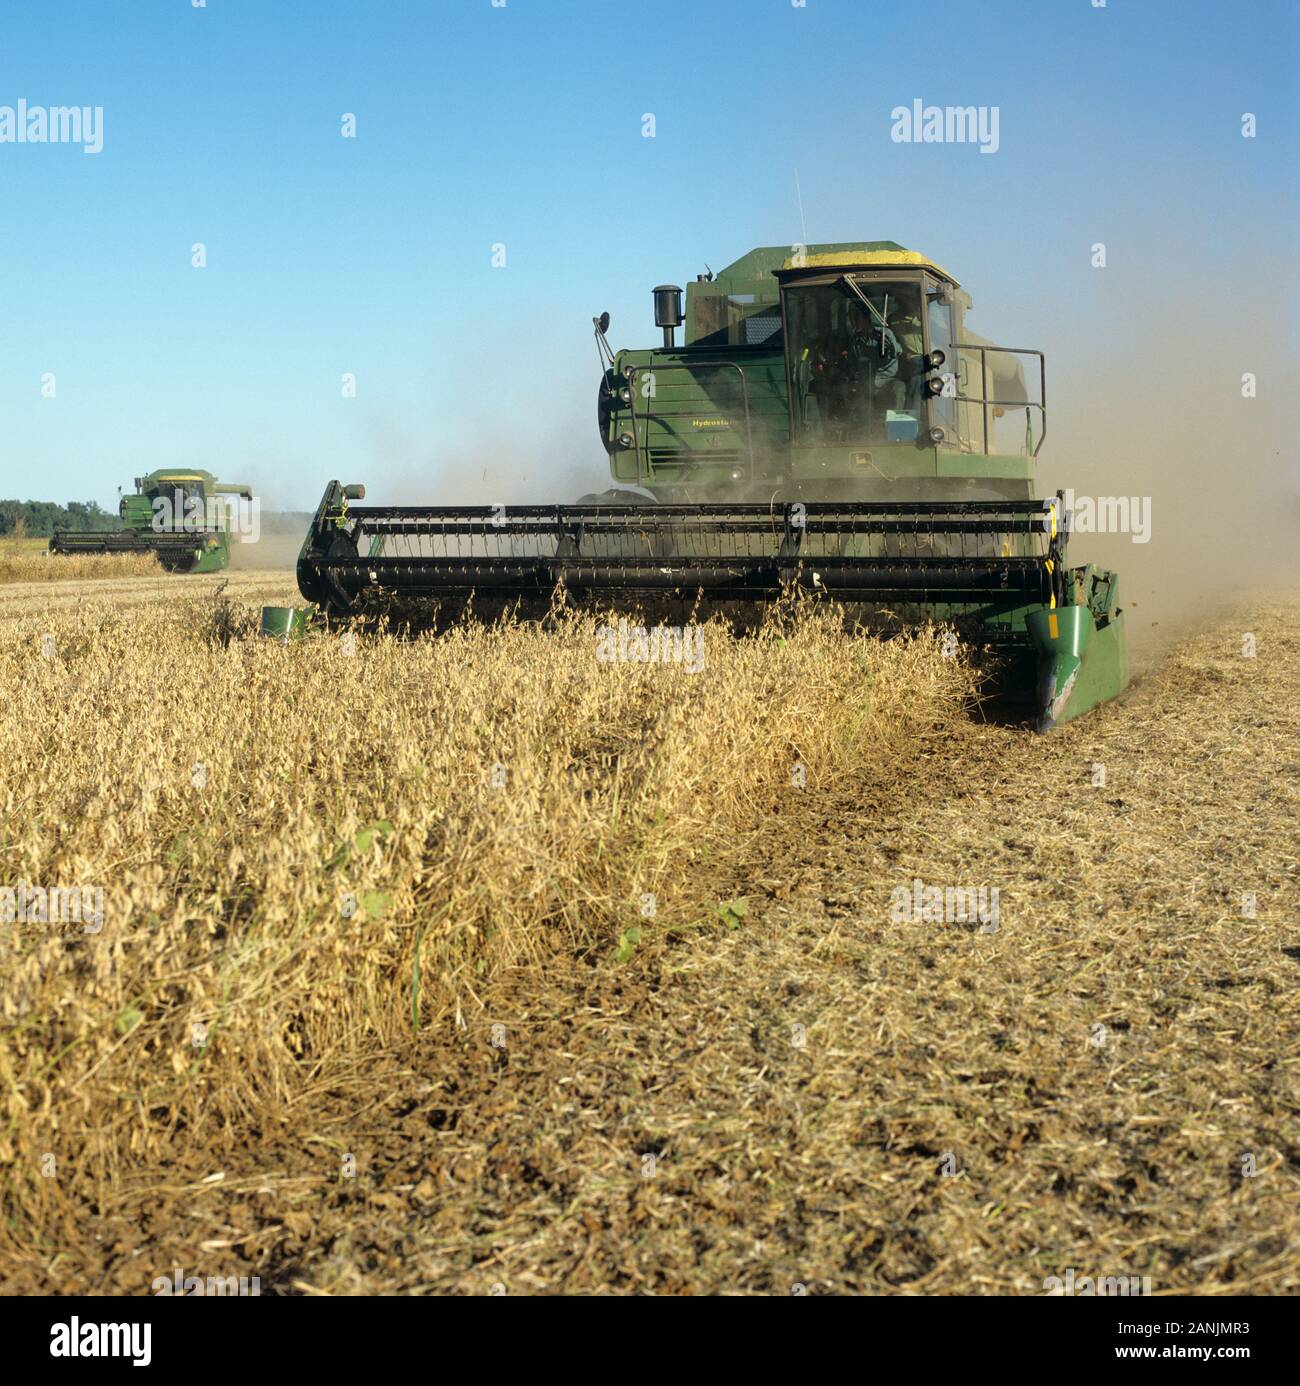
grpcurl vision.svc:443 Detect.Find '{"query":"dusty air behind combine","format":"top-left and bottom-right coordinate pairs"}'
top-left (50, 469), bottom-right (253, 574)
top-left (295, 243), bottom-right (1129, 730)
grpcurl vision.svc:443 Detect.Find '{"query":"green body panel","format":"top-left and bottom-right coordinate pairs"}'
top-left (188, 533), bottom-right (235, 573)
top-left (1027, 602), bottom-right (1129, 733)
top-left (49, 468), bottom-right (253, 573)
top-left (606, 344), bottom-right (789, 489)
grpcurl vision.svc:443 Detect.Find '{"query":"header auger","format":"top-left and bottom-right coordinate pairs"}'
top-left (292, 243), bottom-right (1129, 730)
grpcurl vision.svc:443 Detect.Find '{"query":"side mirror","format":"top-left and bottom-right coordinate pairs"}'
top-left (597, 311), bottom-right (610, 334)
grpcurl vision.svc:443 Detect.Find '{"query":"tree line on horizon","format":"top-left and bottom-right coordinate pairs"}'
top-left (0, 499), bottom-right (120, 536)
top-left (0, 499), bottom-right (313, 538)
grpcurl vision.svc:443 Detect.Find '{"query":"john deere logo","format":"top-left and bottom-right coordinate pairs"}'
top-left (853, 451), bottom-right (873, 468)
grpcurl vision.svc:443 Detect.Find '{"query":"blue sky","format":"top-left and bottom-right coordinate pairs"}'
top-left (0, 0), bottom-right (1295, 510)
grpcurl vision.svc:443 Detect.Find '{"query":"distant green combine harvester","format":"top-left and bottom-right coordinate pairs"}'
top-left (49, 469), bottom-right (253, 574)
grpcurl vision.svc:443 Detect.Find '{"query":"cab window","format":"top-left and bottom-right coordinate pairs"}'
top-left (785, 279), bottom-right (925, 444)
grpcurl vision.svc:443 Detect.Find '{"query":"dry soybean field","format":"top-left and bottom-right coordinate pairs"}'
top-left (1, 564), bottom-right (1297, 1295)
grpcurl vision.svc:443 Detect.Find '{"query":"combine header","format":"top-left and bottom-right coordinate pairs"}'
top-left (50, 469), bottom-right (253, 574)
top-left (294, 243), bottom-right (1128, 730)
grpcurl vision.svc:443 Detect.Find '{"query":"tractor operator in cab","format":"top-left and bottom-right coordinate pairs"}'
top-left (809, 296), bottom-right (894, 438)
top-left (808, 304), bottom-right (865, 439)
top-left (805, 286), bottom-right (925, 438)
top-left (871, 292), bottom-right (924, 413)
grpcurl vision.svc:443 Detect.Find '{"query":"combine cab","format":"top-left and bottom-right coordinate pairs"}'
top-left (50, 469), bottom-right (253, 574)
top-left (295, 243), bottom-right (1129, 730)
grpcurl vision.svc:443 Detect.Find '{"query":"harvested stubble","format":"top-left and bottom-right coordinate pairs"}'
top-left (0, 600), bottom-right (971, 1264)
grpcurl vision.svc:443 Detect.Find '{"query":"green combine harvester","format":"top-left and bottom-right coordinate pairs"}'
top-left (294, 243), bottom-right (1128, 730)
top-left (50, 469), bottom-right (253, 574)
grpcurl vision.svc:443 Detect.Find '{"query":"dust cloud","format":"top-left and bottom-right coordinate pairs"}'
top-left (371, 425), bottom-right (609, 509)
top-left (227, 534), bottom-right (302, 570)
top-left (1040, 290), bottom-right (1299, 662)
